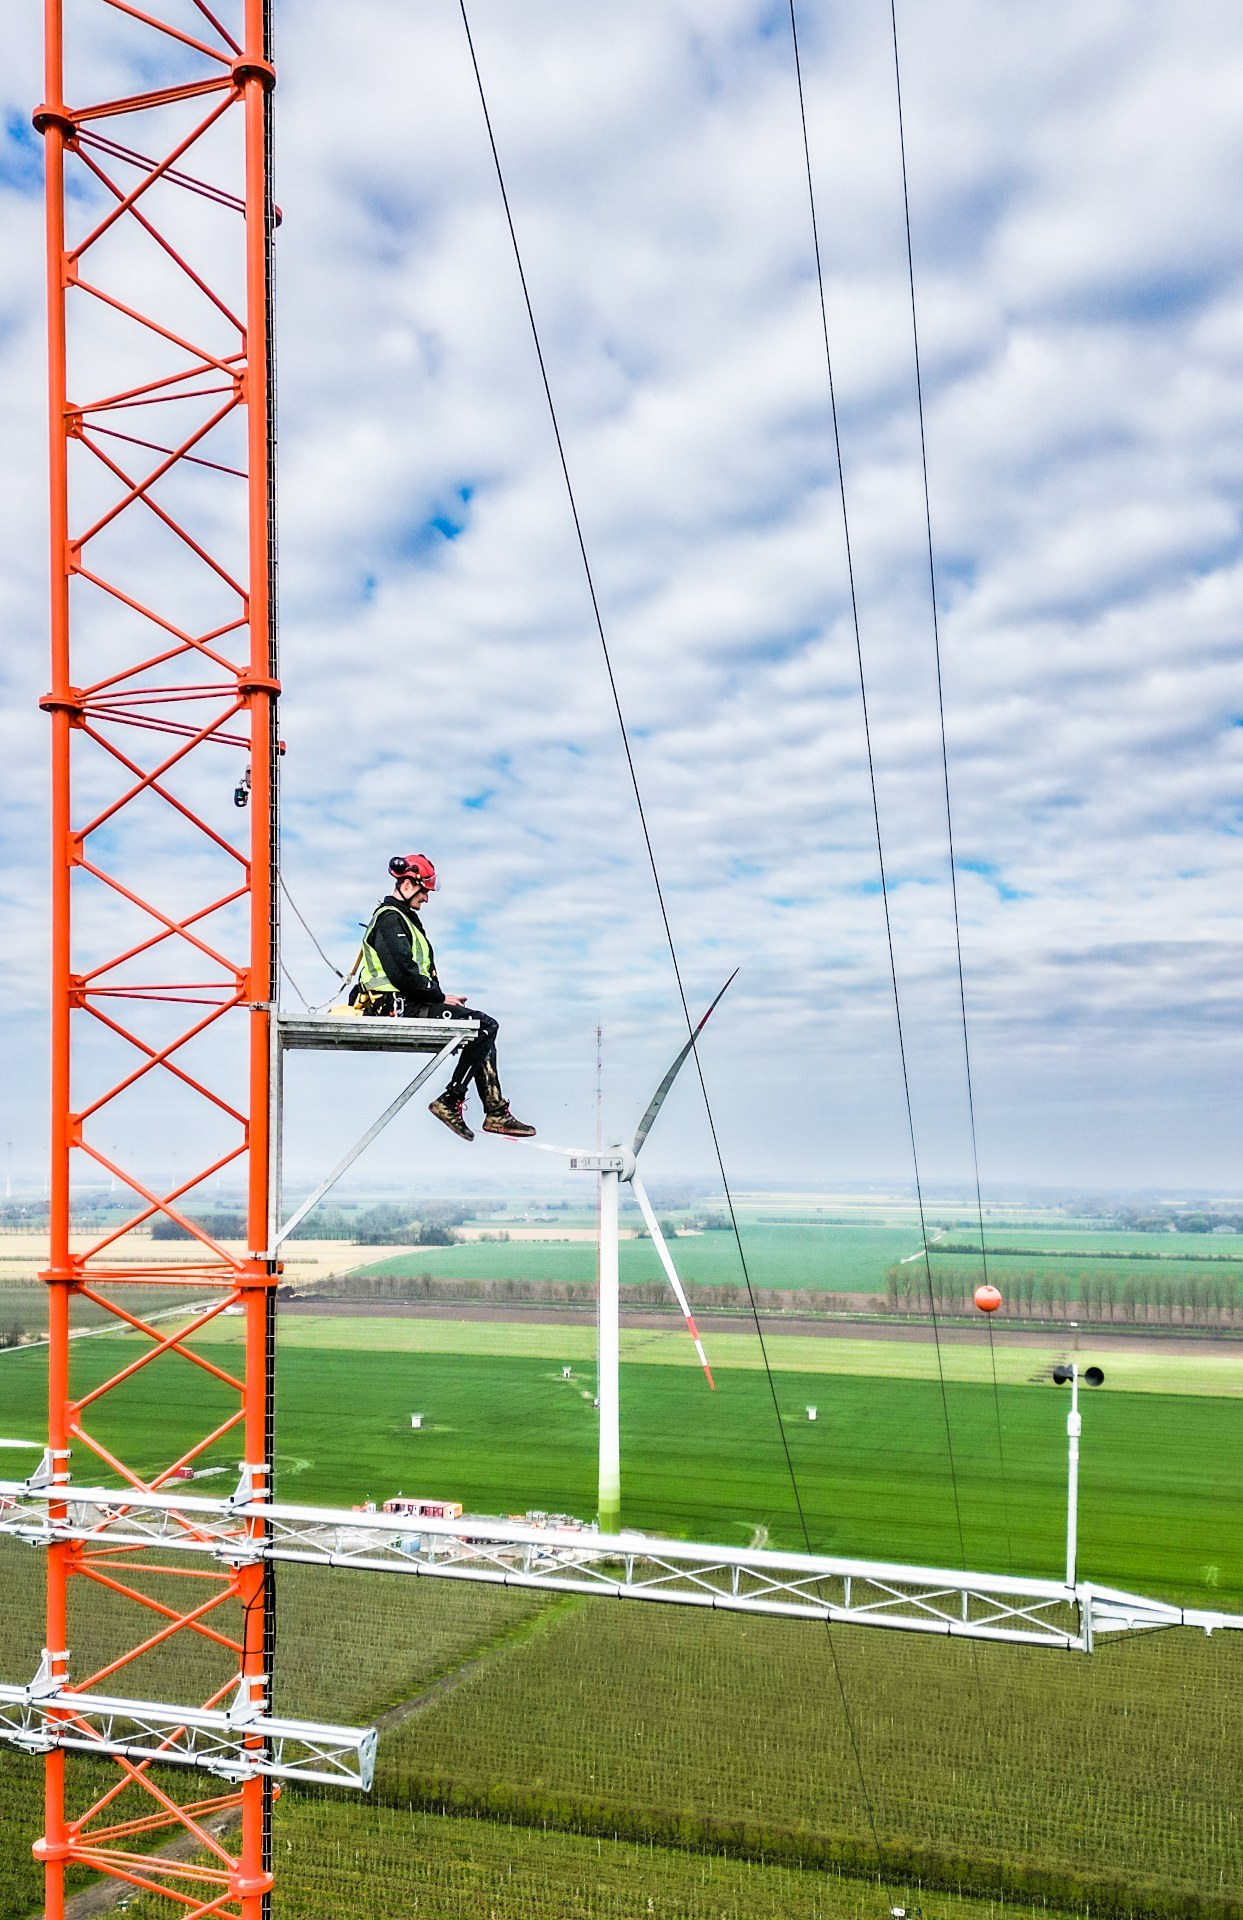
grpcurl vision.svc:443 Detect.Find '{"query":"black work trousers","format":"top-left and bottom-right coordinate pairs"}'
top-left (363, 995), bottom-right (504, 1108)
top-left (436, 1004), bottom-right (502, 1107)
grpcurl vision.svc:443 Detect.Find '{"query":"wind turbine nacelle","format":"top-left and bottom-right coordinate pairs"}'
top-left (569, 1149), bottom-right (636, 1180)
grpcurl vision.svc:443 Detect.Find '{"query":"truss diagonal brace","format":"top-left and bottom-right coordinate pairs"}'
top-left (270, 1032), bottom-right (464, 1250)
top-left (8, 1481), bottom-right (1239, 1652)
top-left (0, 1680), bottom-right (376, 1789)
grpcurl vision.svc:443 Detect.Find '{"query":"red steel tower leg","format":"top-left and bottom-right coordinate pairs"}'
top-left (35, 2), bottom-right (279, 1912)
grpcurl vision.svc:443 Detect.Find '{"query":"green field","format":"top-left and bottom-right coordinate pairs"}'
top-left (10, 1742), bottom-right (1185, 1920)
top-left (3, 1305), bottom-right (1243, 1919)
top-left (0, 1541), bottom-right (554, 1920)
top-left (203, 1800), bottom-right (1068, 1920)
top-left (4, 1534), bottom-right (1240, 1920)
top-left (271, 1310), bottom-right (1243, 1394)
top-left (112, 1795), bottom-right (1202, 1920)
top-left (363, 1221), bottom-right (924, 1291)
top-left (936, 1227), bottom-right (1243, 1260)
top-left (376, 1592), bottom-right (1243, 1912)
top-left (0, 1321), bottom-right (1239, 1599)
top-left (356, 1218), bottom-right (1243, 1300)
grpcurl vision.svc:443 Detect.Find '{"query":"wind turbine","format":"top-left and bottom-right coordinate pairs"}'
top-left (541, 974), bottom-right (736, 1532)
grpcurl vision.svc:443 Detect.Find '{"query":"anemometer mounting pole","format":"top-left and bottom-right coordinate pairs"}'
top-left (1053, 1362), bottom-right (1102, 1589)
top-left (1065, 1366), bottom-right (1081, 1588)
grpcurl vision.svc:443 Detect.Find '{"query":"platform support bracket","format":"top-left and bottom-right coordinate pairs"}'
top-left (269, 1033), bottom-right (464, 1252)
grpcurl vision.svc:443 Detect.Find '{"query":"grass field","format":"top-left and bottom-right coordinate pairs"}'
top-left (378, 1592), bottom-right (1243, 1911)
top-left (936, 1227), bottom-right (1243, 1259)
top-left (6, 1237), bottom-right (1243, 1919)
top-left (4, 1529), bottom-right (1243, 1919)
top-left (356, 1219), bottom-right (1243, 1301)
top-left (272, 1310), bottom-right (1243, 1395)
top-left (113, 1797), bottom-right (1156, 1920)
top-left (358, 1221), bottom-right (925, 1292)
top-left (3, 1303), bottom-right (1241, 1916)
top-left (1, 1321), bottom-right (1239, 1599)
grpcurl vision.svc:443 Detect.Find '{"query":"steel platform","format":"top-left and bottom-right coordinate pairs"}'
top-left (278, 1014), bottom-right (480, 1053)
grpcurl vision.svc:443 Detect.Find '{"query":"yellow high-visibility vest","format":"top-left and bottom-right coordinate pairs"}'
top-left (358, 902), bottom-right (434, 996)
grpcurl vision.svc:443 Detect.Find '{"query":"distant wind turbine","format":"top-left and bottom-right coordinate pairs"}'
top-left (540, 974), bottom-right (736, 1531)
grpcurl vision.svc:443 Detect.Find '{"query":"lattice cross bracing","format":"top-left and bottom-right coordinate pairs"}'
top-left (35, 4), bottom-right (280, 1914)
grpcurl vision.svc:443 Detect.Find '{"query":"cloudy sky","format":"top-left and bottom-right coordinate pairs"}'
top-left (3, 0), bottom-right (1243, 1196)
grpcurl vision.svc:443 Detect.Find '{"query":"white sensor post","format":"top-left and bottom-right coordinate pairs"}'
top-left (1066, 1363), bottom-right (1081, 1590)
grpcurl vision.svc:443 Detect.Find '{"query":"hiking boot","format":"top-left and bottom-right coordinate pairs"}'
top-left (429, 1094), bottom-right (474, 1141)
top-left (482, 1103), bottom-right (536, 1140)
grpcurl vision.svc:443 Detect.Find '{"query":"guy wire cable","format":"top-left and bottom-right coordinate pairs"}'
top-left (788, 17), bottom-right (1014, 1911)
top-left (782, 13), bottom-right (1014, 1900)
top-left (279, 873), bottom-right (347, 982)
top-left (457, 5), bottom-right (896, 1903)
top-left (278, 955), bottom-right (314, 1012)
top-left (874, 7), bottom-right (1014, 1905)
top-left (786, 0), bottom-right (971, 1581)
top-left (886, 0), bottom-right (1013, 1571)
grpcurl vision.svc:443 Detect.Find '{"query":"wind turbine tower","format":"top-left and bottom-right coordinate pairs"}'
top-left (545, 977), bottom-right (733, 1531)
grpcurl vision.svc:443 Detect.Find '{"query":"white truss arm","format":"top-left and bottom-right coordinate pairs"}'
top-left (0, 1669), bottom-right (375, 1789)
top-left (5, 1481), bottom-right (1240, 1653)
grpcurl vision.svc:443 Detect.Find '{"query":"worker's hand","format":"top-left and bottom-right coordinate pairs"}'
top-left (444, 994), bottom-right (468, 1007)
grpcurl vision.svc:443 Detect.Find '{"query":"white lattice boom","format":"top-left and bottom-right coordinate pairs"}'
top-left (3, 1480), bottom-right (1240, 1681)
top-left (0, 1668), bottom-right (375, 1789)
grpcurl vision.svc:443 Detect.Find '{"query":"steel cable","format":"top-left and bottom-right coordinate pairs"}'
top-left (279, 874), bottom-right (347, 982)
top-left (458, 3), bottom-right (896, 1902)
top-left (787, 10), bottom-right (1015, 1909)
top-left (886, 0), bottom-right (1013, 1570)
top-left (787, 0), bottom-right (971, 1583)
top-left (875, 7), bottom-right (1012, 1907)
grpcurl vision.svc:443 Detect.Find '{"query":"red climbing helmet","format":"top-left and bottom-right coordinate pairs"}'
top-left (388, 853), bottom-right (437, 892)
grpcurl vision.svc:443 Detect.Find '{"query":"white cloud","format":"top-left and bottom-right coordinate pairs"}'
top-left (3, 0), bottom-right (1243, 1197)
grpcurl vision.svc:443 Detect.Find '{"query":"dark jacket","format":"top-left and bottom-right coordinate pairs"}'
top-left (367, 895), bottom-right (444, 1006)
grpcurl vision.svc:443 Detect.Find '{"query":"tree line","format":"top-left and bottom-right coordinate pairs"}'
top-left (883, 1259), bottom-right (1241, 1325)
top-left (297, 1273), bottom-right (857, 1315)
top-left (153, 1201), bottom-right (467, 1245)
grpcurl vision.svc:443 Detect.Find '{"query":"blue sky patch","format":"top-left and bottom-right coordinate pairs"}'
top-left (398, 484), bottom-right (474, 560)
top-left (960, 858), bottom-right (1029, 902)
top-left (0, 112), bottom-right (42, 194)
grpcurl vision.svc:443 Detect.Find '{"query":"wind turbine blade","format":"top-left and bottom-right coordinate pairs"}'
top-left (631, 1174), bottom-right (715, 1390)
top-left (631, 970), bottom-right (738, 1159)
top-left (533, 1142), bottom-right (593, 1158)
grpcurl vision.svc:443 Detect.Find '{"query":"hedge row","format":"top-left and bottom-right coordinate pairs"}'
top-left (302, 1272), bottom-right (858, 1314)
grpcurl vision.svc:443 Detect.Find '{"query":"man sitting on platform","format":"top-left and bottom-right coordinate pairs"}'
top-left (355, 853), bottom-right (535, 1143)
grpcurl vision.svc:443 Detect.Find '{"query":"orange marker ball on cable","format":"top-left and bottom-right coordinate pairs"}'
top-left (974, 1284), bottom-right (1002, 1314)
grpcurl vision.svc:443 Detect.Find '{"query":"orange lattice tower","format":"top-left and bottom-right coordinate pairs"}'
top-left (35, 2), bottom-right (279, 1911)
